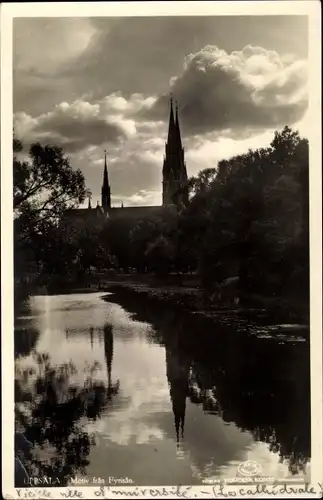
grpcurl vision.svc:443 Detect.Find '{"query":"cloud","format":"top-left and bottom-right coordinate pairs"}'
top-left (13, 16), bottom-right (308, 117)
top-left (14, 98), bottom-right (138, 153)
top-left (13, 91), bottom-right (167, 206)
top-left (14, 18), bottom-right (96, 74)
top-left (112, 190), bottom-right (162, 208)
top-left (100, 93), bottom-right (157, 116)
top-left (13, 29), bottom-right (309, 208)
top-left (185, 129), bottom-right (276, 173)
top-left (107, 148), bottom-right (162, 200)
top-left (145, 45), bottom-right (308, 135)
top-left (14, 77), bottom-right (309, 208)
top-left (13, 18), bottom-right (98, 116)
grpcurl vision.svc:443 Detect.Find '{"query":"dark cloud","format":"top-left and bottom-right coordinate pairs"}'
top-left (143, 45), bottom-right (308, 135)
top-left (59, 16), bottom-right (309, 100)
top-left (14, 100), bottom-right (133, 153)
top-left (13, 16), bottom-right (308, 116)
top-left (43, 119), bottom-right (125, 153)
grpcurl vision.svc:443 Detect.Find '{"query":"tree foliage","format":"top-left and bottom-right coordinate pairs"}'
top-left (180, 126), bottom-right (309, 299)
top-left (14, 139), bottom-right (88, 244)
top-left (14, 138), bottom-right (89, 283)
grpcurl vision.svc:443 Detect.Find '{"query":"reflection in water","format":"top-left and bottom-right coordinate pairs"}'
top-left (165, 340), bottom-right (189, 445)
top-left (16, 355), bottom-right (95, 485)
top-left (14, 291), bottom-right (310, 486)
top-left (106, 290), bottom-right (310, 478)
top-left (15, 318), bottom-right (119, 486)
top-left (15, 300), bottom-right (40, 358)
top-left (104, 324), bottom-right (113, 389)
top-left (166, 349), bottom-right (189, 442)
top-left (15, 327), bottom-right (40, 359)
top-left (90, 327), bottom-right (94, 350)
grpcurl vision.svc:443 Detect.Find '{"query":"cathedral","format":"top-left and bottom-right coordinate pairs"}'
top-left (63, 97), bottom-right (188, 225)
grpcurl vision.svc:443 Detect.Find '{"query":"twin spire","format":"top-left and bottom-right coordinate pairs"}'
top-left (163, 95), bottom-right (188, 206)
top-left (167, 95), bottom-right (183, 149)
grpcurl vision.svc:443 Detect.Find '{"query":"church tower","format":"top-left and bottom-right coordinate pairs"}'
top-left (101, 150), bottom-right (111, 215)
top-left (162, 97), bottom-right (189, 207)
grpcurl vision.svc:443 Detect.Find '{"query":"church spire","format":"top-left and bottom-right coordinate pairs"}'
top-left (103, 150), bottom-right (109, 185)
top-left (162, 97), bottom-right (189, 207)
top-left (101, 149), bottom-right (111, 214)
top-left (175, 101), bottom-right (183, 150)
top-left (167, 94), bottom-right (176, 144)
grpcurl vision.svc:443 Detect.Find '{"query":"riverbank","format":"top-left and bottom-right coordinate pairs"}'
top-left (100, 278), bottom-right (309, 330)
top-left (15, 272), bottom-right (309, 327)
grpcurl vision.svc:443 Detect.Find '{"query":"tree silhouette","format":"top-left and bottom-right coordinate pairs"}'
top-left (13, 137), bottom-right (89, 291)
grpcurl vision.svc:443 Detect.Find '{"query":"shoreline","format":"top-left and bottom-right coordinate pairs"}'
top-left (102, 283), bottom-right (309, 344)
top-left (15, 275), bottom-right (309, 327)
top-left (100, 280), bottom-right (309, 328)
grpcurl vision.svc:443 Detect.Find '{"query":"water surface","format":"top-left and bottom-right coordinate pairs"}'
top-left (15, 291), bottom-right (310, 486)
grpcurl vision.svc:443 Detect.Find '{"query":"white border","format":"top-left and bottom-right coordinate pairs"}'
top-left (1, 2), bottom-right (322, 498)
top-left (0, 1), bottom-right (320, 17)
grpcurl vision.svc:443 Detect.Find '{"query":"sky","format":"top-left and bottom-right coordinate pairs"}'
top-left (13, 15), bottom-right (309, 207)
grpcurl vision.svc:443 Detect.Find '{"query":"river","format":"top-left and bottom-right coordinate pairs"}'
top-left (14, 291), bottom-right (310, 487)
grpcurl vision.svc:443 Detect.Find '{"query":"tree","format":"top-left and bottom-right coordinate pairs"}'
top-left (176, 126), bottom-right (309, 305)
top-left (146, 235), bottom-right (175, 276)
top-left (34, 223), bottom-right (78, 282)
top-left (100, 217), bottom-right (134, 272)
top-left (128, 208), bottom-right (180, 273)
top-left (129, 219), bottom-right (159, 272)
top-left (14, 139), bottom-right (88, 246)
top-left (188, 168), bottom-right (217, 198)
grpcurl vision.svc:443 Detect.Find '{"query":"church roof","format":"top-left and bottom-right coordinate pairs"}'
top-left (62, 205), bottom-right (108, 222)
top-left (109, 205), bottom-right (163, 219)
top-left (62, 205), bottom-right (174, 224)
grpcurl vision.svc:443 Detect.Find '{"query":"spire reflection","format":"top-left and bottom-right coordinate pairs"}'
top-left (165, 340), bottom-right (191, 445)
top-left (103, 323), bottom-right (119, 395)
